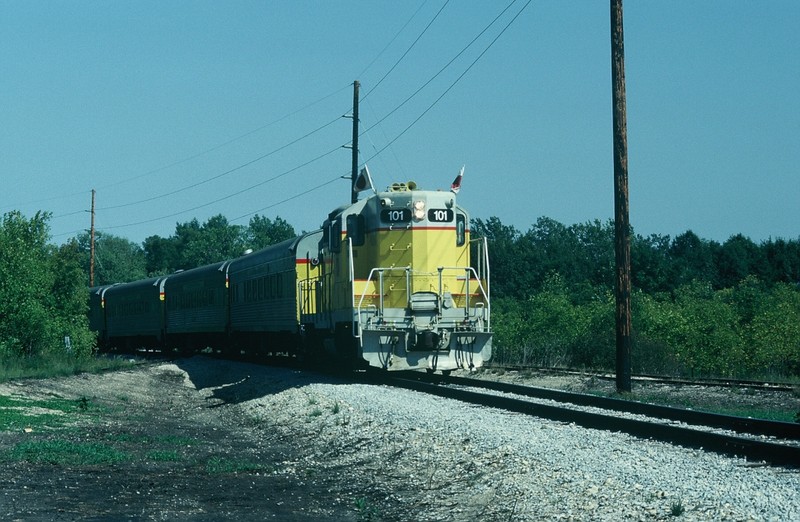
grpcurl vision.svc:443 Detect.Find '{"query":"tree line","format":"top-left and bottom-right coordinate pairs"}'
top-left (0, 212), bottom-right (295, 363)
top-left (77, 214), bottom-right (296, 286)
top-left (474, 217), bottom-right (800, 378)
top-left (2, 209), bottom-right (798, 379)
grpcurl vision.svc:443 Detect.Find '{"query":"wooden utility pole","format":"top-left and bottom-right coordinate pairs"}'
top-left (611, 0), bottom-right (632, 392)
top-left (90, 189), bottom-right (96, 287)
top-left (350, 80), bottom-right (360, 203)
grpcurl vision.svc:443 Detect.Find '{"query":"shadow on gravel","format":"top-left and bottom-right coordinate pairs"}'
top-left (173, 356), bottom-right (340, 407)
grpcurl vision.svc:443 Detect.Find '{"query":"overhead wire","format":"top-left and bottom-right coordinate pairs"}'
top-left (53, 2), bottom-right (530, 239)
top-left (361, 0), bottom-right (450, 102)
top-left (79, 3), bottom-right (448, 232)
top-left (363, 0), bottom-right (532, 165)
top-left (96, 142), bottom-right (345, 232)
top-left (8, 83), bottom-right (352, 215)
top-left (360, 0), bottom-right (521, 141)
top-left (92, 82), bottom-right (352, 193)
top-left (229, 175), bottom-right (343, 225)
top-left (356, 0), bottom-right (430, 80)
top-left (96, 114), bottom-right (344, 211)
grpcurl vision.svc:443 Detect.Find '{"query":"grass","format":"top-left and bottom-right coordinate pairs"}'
top-left (147, 449), bottom-right (182, 462)
top-left (670, 498), bottom-right (685, 517)
top-left (624, 390), bottom-right (797, 423)
top-left (6, 439), bottom-right (130, 466)
top-left (0, 395), bottom-right (98, 432)
top-left (0, 354), bottom-right (139, 383)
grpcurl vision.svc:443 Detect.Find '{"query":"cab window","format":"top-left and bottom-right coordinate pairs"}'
top-left (346, 214), bottom-right (365, 246)
top-left (330, 219), bottom-right (342, 253)
top-left (456, 214), bottom-right (466, 247)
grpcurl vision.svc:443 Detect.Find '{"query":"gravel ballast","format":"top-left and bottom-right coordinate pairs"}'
top-left (2, 356), bottom-right (798, 521)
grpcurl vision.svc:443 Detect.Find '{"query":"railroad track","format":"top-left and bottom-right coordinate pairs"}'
top-left (367, 371), bottom-right (800, 468)
top-left (126, 351), bottom-right (800, 467)
top-left (487, 364), bottom-right (797, 392)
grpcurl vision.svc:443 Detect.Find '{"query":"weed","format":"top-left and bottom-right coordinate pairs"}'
top-left (77, 396), bottom-right (90, 412)
top-left (106, 433), bottom-right (151, 444)
top-left (354, 497), bottom-right (381, 521)
top-left (332, 402), bottom-right (341, 414)
top-left (670, 499), bottom-right (685, 517)
top-left (309, 408), bottom-right (323, 418)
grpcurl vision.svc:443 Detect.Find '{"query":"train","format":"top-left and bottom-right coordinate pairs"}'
top-left (89, 174), bottom-right (492, 372)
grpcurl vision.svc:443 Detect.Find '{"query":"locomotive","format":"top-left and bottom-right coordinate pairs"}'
top-left (89, 174), bottom-right (492, 372)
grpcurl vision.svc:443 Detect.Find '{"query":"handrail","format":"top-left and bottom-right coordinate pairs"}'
top-left (354, 265), bottom-right (490, 339)
top-left (354, 266), bottom-right (411, 339)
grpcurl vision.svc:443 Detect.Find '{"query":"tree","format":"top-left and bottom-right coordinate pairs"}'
top-left (715, 234), bottom-right (765, 288)
top-left (631, 233), bottom-right (672, 294)
top-left (0, 211), bottom-right (93, 359)
top-left (179, 215), bottom-right (244, 268)
top-left (76, 231), bottom-right (147, 285)
top-left (471, 217), bottom-right (523, 299)
top-left (668, 230), bottom-right (718, 287)
top-left (143, 234), bottom-right (179, 276)
top-left (762, 237), bottom-right (800, 285)
top-left (144, 215), bottom-right (247, 273)
top-left (245, 215), bottom-right (296, 251)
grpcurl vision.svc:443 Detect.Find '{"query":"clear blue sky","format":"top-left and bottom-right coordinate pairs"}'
top-left (2, 1), bottom-right (798, 245)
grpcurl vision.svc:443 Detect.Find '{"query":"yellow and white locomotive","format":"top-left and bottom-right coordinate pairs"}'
top-left (90, 171), bottom-right (492, 373)
top-left (300, 173), bottom-right (492, 372)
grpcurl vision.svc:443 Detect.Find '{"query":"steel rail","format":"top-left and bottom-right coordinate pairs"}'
top-left (427, 374), bottom-right (800, 440)
top-left (377, 373), bottom-right (800, 468)
top-left (485, 364), bottom-right (796, 392)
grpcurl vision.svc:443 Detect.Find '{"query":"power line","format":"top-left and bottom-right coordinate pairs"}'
top-left (93, 83), bottom-right (353, 194)
top-left (97, 143), bottom-right (344, 232)
top-left (362, 0), bottom-right (450, 101)
top-left (362, 0), bottom-right (532, 165)
top-left (96, 114), bottom-right (344, 211)
top-left (3, 83), bottom-right (352, 214)
top-left (361, 0), bottom-right (521, 140)
top-left (51, 2), bottom-right (531, 240)
top-left (229, 176), bottom-right (343, 224)
top-left (356, 0), bottom-right (431, 80)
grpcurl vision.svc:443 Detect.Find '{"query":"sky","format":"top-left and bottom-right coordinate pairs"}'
top-left (1, 1), bottom-right (798, 246)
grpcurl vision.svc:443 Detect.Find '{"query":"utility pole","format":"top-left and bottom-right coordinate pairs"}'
top-left (611, 0), bottom-right (632, 393)
top-left (90, 189), bottom-right (96, 287)
top-left (351, 80), bottom-right (360, 204)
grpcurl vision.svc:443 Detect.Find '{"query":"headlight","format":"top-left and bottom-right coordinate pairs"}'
top-left (413, 200), bottom-right (425, 221)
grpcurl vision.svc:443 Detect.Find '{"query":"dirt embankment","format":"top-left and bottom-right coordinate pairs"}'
top-left (0, 358), bottom-right (363, 521)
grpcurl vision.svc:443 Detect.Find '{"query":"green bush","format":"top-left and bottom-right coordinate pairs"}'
top-left (493, 273), bottom-right (800, 379)
top-left (0, 211), bottom-right (94, 363)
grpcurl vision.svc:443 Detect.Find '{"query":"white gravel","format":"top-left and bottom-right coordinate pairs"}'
top-left (7, 357), bottom-right (795, 521)
top-left (219, 362), bottom-right (800, 521)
